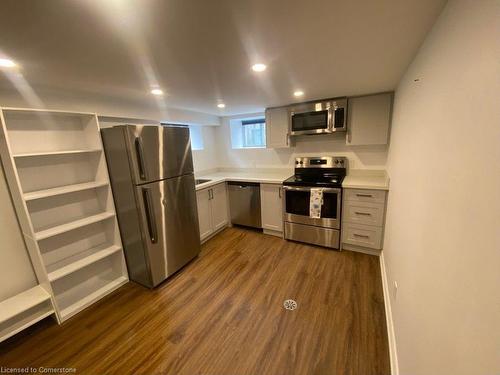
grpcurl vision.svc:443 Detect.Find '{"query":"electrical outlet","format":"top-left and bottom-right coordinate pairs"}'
top-left (393, 281), bottom-right (398, 299)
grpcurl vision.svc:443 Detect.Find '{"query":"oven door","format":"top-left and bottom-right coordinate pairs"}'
top-left (283, 186), bottom-right (341, 228)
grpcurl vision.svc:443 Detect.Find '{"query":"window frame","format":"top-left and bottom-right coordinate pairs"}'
top-left (241, 118), bottom-right (266, 148)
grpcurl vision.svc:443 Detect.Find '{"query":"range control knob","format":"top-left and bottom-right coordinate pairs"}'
top-left (334, 159), bottom-right (339, 164)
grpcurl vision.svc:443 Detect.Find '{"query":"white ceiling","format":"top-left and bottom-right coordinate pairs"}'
top-left (0, 0), bottom-right (446, 117)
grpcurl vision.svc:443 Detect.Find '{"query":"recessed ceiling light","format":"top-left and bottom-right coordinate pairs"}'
top-left (251, 63), bottom-right (267, 72)
top-left (0, 58), bottom-right (17, 68)
top-left (294, 90), bottom-right (304, 97)
top-left (151, 88), bottom-right (163, 96)
top-left (217, 103), bottom-right (226, 108)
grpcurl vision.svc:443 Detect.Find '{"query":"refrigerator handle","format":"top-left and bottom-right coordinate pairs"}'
top-left (142, 187), bottom-right (158, 244)
top-left (135, 137), bottom-right (148, 180)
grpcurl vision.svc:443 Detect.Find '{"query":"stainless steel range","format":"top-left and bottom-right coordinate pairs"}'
top-left (283, 156), bottom-right (347, 249)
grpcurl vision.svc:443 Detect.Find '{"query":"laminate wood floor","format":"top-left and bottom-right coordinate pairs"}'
top-left (0, 227), bottom-right (390, 375)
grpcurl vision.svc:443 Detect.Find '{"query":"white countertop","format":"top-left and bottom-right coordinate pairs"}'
top-left (195, 168), bottom-right (389, 191)
top-left (195, 169), bottom-right (292, 190)
top-left (342, 170), bottom-right (390, 190)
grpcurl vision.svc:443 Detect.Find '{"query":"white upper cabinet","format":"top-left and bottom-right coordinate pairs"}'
top-left (346, 92), bottom-right (393, 146)
top-left (260, 183), bottom-right (283, 233)
top-left (265, 107), bottom-right (290, 148)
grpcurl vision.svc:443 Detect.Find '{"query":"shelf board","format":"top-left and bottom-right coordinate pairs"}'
top-left (13, 149), bottom-right (102, 158)
top-left (47, 244), bottom-right (122, 282)
top-left (60, 276), bottom-right (128, 321)
top-left (0, 309), bottom-right (54, 343)
top-left (0, 285), bottom-right (52, 324)
top-left (24, 181), bottom-right (109, 201)
top-left (35, 212), bottom-right (115, 241)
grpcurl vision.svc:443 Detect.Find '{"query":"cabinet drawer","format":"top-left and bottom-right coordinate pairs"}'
top-left (343, 201), bottom-right (384, 226)
top-left (344, 188), bottom-right (386, 204)
top-left (342, 223), bottom-right (382, 249)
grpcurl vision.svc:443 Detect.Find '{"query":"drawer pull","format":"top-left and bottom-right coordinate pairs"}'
top-left (354, 211), bottom-right (371, 216)
top-left (356, 193), bottom-right (373, 198)
top-left (353, 233), bottom-right (370, 238)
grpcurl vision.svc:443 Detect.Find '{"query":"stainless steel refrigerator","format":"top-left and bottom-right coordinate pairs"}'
top-left (101, 124), bottom-right (200, 288)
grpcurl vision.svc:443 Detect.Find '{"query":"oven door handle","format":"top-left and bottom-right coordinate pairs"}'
top-left (282, 186), bottom-right (341, 193)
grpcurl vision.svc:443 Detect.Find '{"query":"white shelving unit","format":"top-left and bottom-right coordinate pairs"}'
top-left (0, 107), bottom-right (128, 333)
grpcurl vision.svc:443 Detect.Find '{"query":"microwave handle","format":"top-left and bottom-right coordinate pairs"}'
top-left (328, 106), bottom-right (334, 132)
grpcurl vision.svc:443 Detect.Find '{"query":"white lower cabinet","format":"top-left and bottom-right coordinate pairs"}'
top-left (211, 183), bottom-right (229, 231)
top-left (260, 183), bottom-right (283, 235)
top-left (196, 182), bottom-right (228, 242)
top-left (342, 188), bottom-right (387, 252)
top-left (196, 188), bottom-right (213, 241)
top-left (342, 222), bottom-right (383, 249)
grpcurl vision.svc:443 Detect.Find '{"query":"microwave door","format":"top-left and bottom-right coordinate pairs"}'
top-left (291, 110), bottom-right (330, 135)
top-left (125, 125), bottom-right (194, 184)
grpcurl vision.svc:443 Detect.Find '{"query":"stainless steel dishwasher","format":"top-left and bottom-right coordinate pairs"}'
top-left (228, 182), bottom-right (262, 228)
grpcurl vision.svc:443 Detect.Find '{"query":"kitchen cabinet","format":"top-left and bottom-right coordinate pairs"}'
top-left (196, 182), bottom-right (228, 242)
top-left (260, 183), bottom-right (283, 235)
top-left (211, 183), bottom-right (229, 231)
top-left (196, 188), bottom-right (213, 241)
top-left (346, 92), bottom-right (393, 146)
top-left (265, 107), bottom-right (290, 148)
top-left (341, 188), bottom-right (388, 254)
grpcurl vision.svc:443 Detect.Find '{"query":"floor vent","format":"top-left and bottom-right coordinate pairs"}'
top-left (283, 299), bottom-right (298, 310)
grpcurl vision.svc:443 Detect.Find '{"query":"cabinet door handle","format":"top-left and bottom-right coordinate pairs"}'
top-left (278, 186), bottom-right (282, 198)
top-left (353, 233), bottom-right (370, 239)
top-left (354, 211), bottom-right (371, 216)
top-left (356, 193), bottom-right (373, 198)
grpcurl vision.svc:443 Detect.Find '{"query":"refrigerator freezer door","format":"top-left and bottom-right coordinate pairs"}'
top-left (125, 125), bottom-right (194, 184)
top-left (135, 174), bottom-right (200, 286)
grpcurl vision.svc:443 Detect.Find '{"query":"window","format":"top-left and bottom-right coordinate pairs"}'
top-left (241, 119), bottom-right (266, 148)
top-left (189, 125), bottom-right (204, 150)
top-left (230, 116), bottom-right (266, 149)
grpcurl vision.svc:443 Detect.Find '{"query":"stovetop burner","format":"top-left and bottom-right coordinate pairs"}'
top-left (283, 156), bottom-right (347, 188)
top-left (283, 175), bottom-right (345, 188)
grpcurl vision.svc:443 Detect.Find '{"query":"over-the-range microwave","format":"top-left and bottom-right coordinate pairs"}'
top-left (289, 98), bottom-right (347, 136)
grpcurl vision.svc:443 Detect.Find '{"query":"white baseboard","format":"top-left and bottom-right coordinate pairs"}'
top-left (342, 243), bottom-right (381, 256)
top-left (379, 252), bottom-right (399, 375)
top-left (200, 225), bottom-right (228, 244)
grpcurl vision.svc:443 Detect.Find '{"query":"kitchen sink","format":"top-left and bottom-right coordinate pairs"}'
top-left (195, 179), bottom-right (211, 185)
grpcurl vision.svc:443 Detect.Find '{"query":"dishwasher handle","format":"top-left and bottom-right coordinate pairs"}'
top-left (227, 181), bottom-right (260, 189)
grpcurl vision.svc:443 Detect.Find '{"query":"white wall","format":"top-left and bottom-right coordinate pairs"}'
top-left (192, 126), bottom-right (219, 173)
top-left (216, 117), bottom-right (388, 170)
top-left (384, 1), bottom-right (500, 374)
top-left (0, 166), bottom-right (37, 301)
